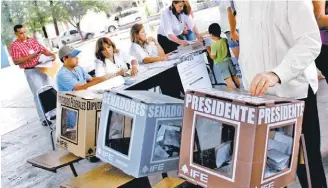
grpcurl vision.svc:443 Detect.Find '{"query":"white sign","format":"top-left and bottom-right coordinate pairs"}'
top-left (177, 52), bottom-right (212, 91)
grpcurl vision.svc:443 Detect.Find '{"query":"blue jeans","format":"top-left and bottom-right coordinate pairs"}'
top-left (224, 30), bottom-right (239, 48)
top-left (183, 30), bottom-right (196, 41)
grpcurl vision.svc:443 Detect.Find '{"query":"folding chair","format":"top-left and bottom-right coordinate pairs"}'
top-left (37, 85), bottom-right (57, 150)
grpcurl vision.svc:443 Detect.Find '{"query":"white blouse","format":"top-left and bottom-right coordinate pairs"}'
top-left (130, 43), bottom-right (158, 64)
top-left (236, 0), bottom-right (321, 99)
top-left (95, 51), bottom-right (137, 77)
top-left (158, 7), bottom-right (195, 38)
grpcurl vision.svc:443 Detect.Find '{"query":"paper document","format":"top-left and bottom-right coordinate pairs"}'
top-left (177, 52), bottom-right (212, 91)
top-left (87, 76), bottom-right (125, 91)
top-left (36, 55), bottom-right (55, 68)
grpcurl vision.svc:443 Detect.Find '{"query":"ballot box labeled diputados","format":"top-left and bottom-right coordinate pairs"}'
top-left (96, 90), bottom-right (184, 178)
top-left (56, 90), bottom-right (102, 158)
top-left (178, 88), bottom-right (304, 188)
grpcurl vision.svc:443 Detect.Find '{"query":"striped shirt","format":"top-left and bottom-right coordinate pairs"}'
top-left (9, 38), bottom-right (47, 68)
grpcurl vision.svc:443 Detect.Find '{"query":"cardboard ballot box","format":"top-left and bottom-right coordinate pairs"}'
top-left (56, 90), bottom-right (102, 158)
top-left (96, 90), bottom-right (184, 178)
top-left (178, 88), bottom-right (304, 188)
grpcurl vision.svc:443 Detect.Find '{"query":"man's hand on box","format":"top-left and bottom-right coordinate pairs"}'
top-left (250, 72), bottom-right (280, 96)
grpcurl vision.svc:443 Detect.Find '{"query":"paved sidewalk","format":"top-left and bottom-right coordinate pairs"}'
top-left (1, 63), bottom-right (327, 187)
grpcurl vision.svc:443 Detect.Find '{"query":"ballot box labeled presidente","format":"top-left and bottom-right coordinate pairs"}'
top-left (178, 88), bottom-right (304, 188)
top-left (96, 90), bottom-right (184, 177)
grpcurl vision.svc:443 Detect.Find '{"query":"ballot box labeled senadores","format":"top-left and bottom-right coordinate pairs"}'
top-left (178, 88), bottom-right (304, 188)
top-left (56, 90), bottom-right (102, 158)
top-left (96, 90), bottom-right (184, 178)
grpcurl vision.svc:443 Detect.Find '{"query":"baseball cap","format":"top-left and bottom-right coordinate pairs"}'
top-left (58, 46), bottom-right (81, 59)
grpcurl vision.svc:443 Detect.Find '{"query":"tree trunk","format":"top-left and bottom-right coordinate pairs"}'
top-left (77, 22), bottom-right (84, 41)
top-left (50, 0), bottom-right (59, 36)
top-left (42, 26), bottom-right (48, 38)
top-left (53, 18), bottom-right (59, 36)
top-left (34, 0), bottom-right (48, 39)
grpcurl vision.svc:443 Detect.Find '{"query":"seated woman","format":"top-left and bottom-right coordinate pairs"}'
top-left (130, 23), bottom-right (170, 64)
top-left (95, 37), bottom-right (138, 77)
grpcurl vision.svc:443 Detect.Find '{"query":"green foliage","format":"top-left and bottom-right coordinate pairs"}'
top-left (1, 0), bottom-right (111, 44)
top-left (52, 0), bottom-right (111, 28)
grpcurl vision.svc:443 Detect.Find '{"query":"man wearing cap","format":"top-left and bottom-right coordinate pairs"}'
top-left (56, 46), bottom-right (112, 92)
top-left (9, 24), bottom-right (56, 127)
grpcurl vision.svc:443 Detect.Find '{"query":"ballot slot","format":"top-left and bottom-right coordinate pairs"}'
top-left (192, 115), bottom-right (236, 177)
top-left (151, 119), bottom-right (183, 162)
top-left (61, 107), bottom-right (79, 144)
top-left (104, 111), bottom-right (134, 157)
top-left (264, 123), bottom-right (295, 179)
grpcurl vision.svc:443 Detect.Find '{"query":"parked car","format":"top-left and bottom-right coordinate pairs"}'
top-left (51, 29), bottom-right (95, 48)
top-left (105, 8), bottom-right (143, 33)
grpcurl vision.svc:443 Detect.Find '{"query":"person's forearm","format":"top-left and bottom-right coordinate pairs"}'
top-left (155, 44), bottom-right (165, 56)
top-left (168, 34), bottom-right (185, 45)
top-left (318, 15), bottom-right (328, 27)
top-left (143, 56), bottom-right (163, 63)
top-left (13, 55), bottom-right (34, 65)
top-left (43, 50), bottom-right (55, 57)
top-left (228, 8), bottom-right (237, 32)
top-left (313, 0), bottom-right (328, 27)
top-left (192, 25), bottom-right (200, 36)
top-left (206, 47), bottom-right (216, 60)
top-left (74, 76), bottom-right (108, 90)
top-left (131, 60), bottom-right (138, 67)
top-left (206, 47), bottom-right (211, 56)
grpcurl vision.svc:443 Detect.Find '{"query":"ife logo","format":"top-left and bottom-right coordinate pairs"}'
top-left (181, 165), bottom-right (208, 184)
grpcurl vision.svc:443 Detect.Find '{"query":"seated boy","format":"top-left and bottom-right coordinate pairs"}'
top-left (207, 23), bottom-right (240, 89)
top-left (56, 46), bottom-right (111, 92)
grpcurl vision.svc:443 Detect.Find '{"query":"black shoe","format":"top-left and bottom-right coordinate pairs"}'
top-left (89, 156), bottom-right (100, 163)
top-left (41, 120), bottom-right (52, 126)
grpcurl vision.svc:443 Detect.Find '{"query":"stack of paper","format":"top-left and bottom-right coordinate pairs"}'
top-left (153, 124), bottom-right (181, 161)
top-left (267, 149), bottom-right (290, 170)
top-left (163, 129), bottom-right (181, 148)
top-left (216, 163), bottom-right (232, 175)
top-left (36, 55), bottom-right (55, 67)
top-left (195, 118), bottom-right (222, 151)
top-left (264, 130), bottom-right (293, 177)
top-left (265, 166), bottom-right (279, 177)
top-left (268, 139), bottom-right (289, 155)
top-left (87, 76), bottom-right (125, 91)
top-left (274, 132), bottom-right (293, 155)
top-left (156, 125), bottom-right (181, 142)
top-left (215, 141), bottom-right (232, 168)
top-left (178, 41), bottom-right (204, 54)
